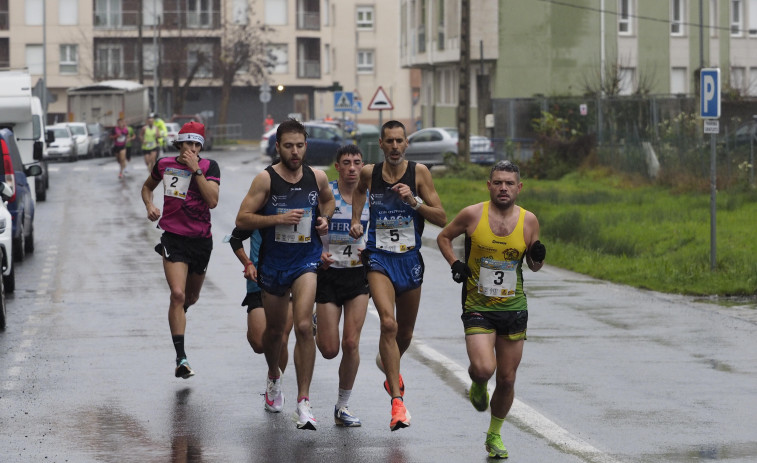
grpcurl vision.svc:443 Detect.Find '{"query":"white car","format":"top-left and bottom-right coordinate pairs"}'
top-left (164, 122), bottom-right (181, 150)
top-left (67, 122), bottom-right (93, 158)
top-left (0, 182), bottom-right (14, 328)
top-left (260, 124), bottom-right (279, 155)
top-left (46, 124), bottom-right (78, 162)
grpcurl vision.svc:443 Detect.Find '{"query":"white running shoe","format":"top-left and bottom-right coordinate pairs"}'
top-left (334, 406), bottom-right (362, 427)
top-left (264, 374), bottom-right (284, 413)
top-left (292, 399), bottom-right (317, 430)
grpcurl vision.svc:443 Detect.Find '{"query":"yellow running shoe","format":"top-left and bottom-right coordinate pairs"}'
top-left (485, 432), bottom-right (509, 459)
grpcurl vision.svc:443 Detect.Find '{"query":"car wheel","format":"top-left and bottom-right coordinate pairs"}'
top-left (13, 226), bottom-right (24, 263)
top-left (24, 224), bottom-right (34, 254)
top-left (69, 152), bottom-right (77, 162)
top-left (4, 260), bottom-right (15, 293)
top-left (37, 184), bottom-right (46, 202)
top-left (0, 271), bottom-right (5, 330)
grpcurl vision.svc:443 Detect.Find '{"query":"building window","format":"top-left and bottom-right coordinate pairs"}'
top-left (324, 44), bottom-right (330, 74)
top-left (438, 68), bottom-right (458, 105)
top-left (26, 0), bottom-right (42, 25)
top-left (671, 0), bottom-right (684, 35)
top-left (97, 44), bottom-right (123, 79)
top-left (749, 68), bottom-right (757, 95)
top-left (748, 0), bottom-right (757, 35)
top-left (732, 0), bottom-right (743, 35)
top-left (437, 0), bottom-right (445, 50)
top-left (419, 0), bottom-right (427, 53)
top-left (671, 67), bottom-right (687, 94)
top-left (324, 0), bottom-right (330, 26)
top-left (143, 43), bottom-right (158, 76)
top-left (232, 0), bottom-right (248, 25)
top-left (710, 0), bottom-right (718, 37)
top-left (187, 0), bottom-right (212, 28)
top-left (25, 44), bottom-right (43, 74)
top-left (731, 66), bottom-right (746, 91)
top-left (357, 6), bottom-right (374, 29)
top-left (265, 0), bottom-right (287, 25)
top-left (143, 0), bottom-right (162, 26)
top-left (59, 44), bottom-right (78, 74)
top-left (619, 67), bottom-right (635, 95)
top-left (59, 0), bottom-right (78, 25)
top-left (266, 44), bottom-right (288, 74)
top-left (95, 0), bottom-right (123, 28)
top-left (187, 44), bottom-right (213, 78)
top-left (618, 0), bottom-right (632, 34)
top-left (357, 49), bottom-right (374, 73)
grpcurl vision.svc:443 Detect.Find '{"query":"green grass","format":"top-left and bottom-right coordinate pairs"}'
top-left (327, 165), bottom-right (757, 296)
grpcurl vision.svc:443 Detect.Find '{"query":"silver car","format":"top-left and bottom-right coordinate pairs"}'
top-left (404, 127), bottom-right (495, 167)
top-left (46, 124), bottom-right (78, 162)
top-left (67, 122), bottom-right (92, 158)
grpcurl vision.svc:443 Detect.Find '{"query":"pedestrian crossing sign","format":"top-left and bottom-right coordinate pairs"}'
top-left (334, 91), bottom-right (354, 112)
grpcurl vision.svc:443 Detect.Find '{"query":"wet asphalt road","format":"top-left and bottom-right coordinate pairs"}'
top-left (1, 148), bottom-right (756, 463)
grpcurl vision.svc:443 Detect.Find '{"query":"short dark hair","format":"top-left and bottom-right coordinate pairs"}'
top-left (335, 144), bottom-right (363, 162)
top-left (380, 120), bottom-right (406, 140)
top-left (276, 118), bottom-right (307, 143)
top-left (490, 160), bottom-right (520, 181)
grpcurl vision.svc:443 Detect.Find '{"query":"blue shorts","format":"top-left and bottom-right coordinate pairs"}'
top-left (258, 261), bottom-right (319, 297)
top-left (364, 250), bottom-right (424, 295)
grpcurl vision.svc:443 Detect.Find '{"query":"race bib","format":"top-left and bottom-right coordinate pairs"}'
top-left (163, 168), bottom-right (191, 200)
top-left (275, 208), bottom-right (312, 243)
top-left (329, 232), bottom-right (364, 267)
top-left (375, 217), bottom-right (415, 253)
top-left (477, 257), bottom-right (517, 297)
top-left (116, 135), bottom-right (126, 143)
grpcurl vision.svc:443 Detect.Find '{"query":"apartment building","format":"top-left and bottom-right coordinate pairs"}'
top-left (0, 0), bottom-right (414, 139)
top-left (400, 0), bottom-right (757, 130)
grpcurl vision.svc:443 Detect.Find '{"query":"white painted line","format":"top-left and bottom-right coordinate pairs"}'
top-left (367, 304), bottom-right (621, 463)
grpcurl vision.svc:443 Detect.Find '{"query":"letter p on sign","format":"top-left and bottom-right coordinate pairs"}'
top-left (700, 68), bottom-right (720, 119)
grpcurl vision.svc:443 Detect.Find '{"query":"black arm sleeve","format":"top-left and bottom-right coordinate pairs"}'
top-left (229, 227), bottom-right (254, 251)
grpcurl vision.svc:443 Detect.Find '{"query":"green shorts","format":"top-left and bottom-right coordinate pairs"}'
top-left (461, 310), bottom-right (528, 341)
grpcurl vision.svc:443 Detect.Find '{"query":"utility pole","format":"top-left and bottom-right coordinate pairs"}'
top-left (457, 0), bottom-right (471, 163)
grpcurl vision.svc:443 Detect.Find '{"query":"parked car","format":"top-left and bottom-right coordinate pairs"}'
top-left (729, 119), bottom-right (757, 147)
top-left (264, 122), bottom-right (347, 165)
top-left (87, 122), bottom-right (110, 157)
top-left (0, 128), bottom-right (42, 262)
top-left (404, 127), bottom-right (495, 167)
top-left (46, 124), bottom-right (78, 162)
top-left (67, 122), bottom-right (93, 158)
top-left (260, 124), bottom-right (279, 156)
top-left (0, 179), bottom-right (14, 299)
top-left (171, 114), bottom-right (214, 150)
top-left (163, 122), bottom-right (181, 150)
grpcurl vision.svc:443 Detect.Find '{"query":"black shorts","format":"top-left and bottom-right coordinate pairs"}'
top-left (112, 145), bottom-right (126, 155)
top-left (315, 266), bottom-right (369, 306)
top-left (242, 291), bottom-right (263, 314)
top-left (143, 148), bottom-right (158, 156)
top-left (154, 232), bottom-right (213, 275)
top-left (461, 310), bottom-right (528, 341)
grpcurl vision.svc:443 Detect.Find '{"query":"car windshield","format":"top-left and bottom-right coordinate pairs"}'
top-left (445, 128), bottom-right (459, 138)
top-left (52, 128), bottom-right (69, 138)
top-left (87, 124), bottom-right (99, 133)
top-left (69, 125), bottom-right (86, 135)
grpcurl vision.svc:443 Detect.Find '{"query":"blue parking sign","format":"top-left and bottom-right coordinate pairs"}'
top-left (700, 68), bottom-right (720, 119)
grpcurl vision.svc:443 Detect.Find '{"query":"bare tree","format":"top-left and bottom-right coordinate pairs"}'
top-left (214, 21), bottom-right (271, 126)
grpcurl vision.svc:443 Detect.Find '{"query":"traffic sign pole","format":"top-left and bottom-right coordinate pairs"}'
top-left (700, 68), bottom-right (720, 271)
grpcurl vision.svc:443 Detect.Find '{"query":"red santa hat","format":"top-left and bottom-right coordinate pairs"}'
top-left (176, 122), bottom-right (205, 147)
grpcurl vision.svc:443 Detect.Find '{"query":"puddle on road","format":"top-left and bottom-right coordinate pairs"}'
top-left (645, 441), bottom-right (757, 461)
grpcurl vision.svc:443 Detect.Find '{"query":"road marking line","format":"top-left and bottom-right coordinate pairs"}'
top-left (367, 304), bottom-right (621, 463)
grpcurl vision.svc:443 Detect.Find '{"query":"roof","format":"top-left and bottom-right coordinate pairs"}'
top-left (67, 80), bottom-right (145, 94)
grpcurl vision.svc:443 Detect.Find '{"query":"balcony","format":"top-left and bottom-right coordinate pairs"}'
top-left (296, 38), bottom-right (320, 79)
top-left (296, 0), bottom-right (320, 30)
top-left (94, 7), bottom-right (221, 30)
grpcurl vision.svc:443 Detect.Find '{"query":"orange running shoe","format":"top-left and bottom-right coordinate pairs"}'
top-left (389, 398), bottom-right (411, 431)
top-left (383, 373), bottom-right (405, 397)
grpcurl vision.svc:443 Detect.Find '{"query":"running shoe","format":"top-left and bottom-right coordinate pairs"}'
top-left (264, 374), bottom-right (285, 413)
top-left (334, 406), bottom-right (362, 427)
top-left (389, 398), bottom-right (411, 431)
top-left (118, 172), bottom-right (123, 179)
top-left (485, 432), bottom-right (509, 459)
top-left (175, 358), bottom-right (195, 379)
top-left (468, 381), bottom-right (489, 412)
top-left (292, 399), bottom-right (317, 430)
top-left (383, 373), bottom-right (405, 397)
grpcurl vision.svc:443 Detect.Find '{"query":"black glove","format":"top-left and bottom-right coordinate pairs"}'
top-left (529, 240), bottom-right (546, 262)
top-left (451, 260), bottom-right (472, 283)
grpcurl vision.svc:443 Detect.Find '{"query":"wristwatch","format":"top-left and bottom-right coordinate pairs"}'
top-left (193, 168), bottom-right (203, 176)
top-left (411, 196), bottom-right (424, 210)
